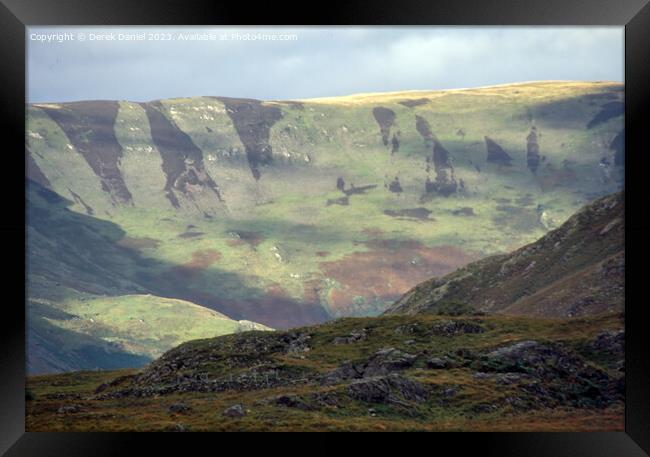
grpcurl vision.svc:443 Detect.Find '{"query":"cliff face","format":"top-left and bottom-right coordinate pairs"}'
top-left (386, 192), bottom-right (624, 318)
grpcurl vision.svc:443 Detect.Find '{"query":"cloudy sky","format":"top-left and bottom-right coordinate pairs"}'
top-left (27, 26), bottom-right (624, 103)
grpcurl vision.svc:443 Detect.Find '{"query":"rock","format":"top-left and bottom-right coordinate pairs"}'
top-left (477, 340), bottom-right (620, 408)
top-left (426, 357), bottom-right (450, 369)
top-left (94, 383), bottom-right (109, 394)
top-left (283, 332), bottom-right (311, 353)
top-left (322, 348), bottom-right (418, 384)
top-left (222, 404), bottom-right (246, 417)
top-left (321, 360), bottom-right (365, 385)
top-left (590, 330), bottom-right (624, 354)
top-left (57, 405), bottom-right (82, 414)
top-left (394, 323), bottom-right (420, 335)
top-left (473, 371), bottom-right (491, 379)
top-left (270, 394), bottom-right (312, 410)
top-left (495, 373), bottom-right (524, 385)
top-left (310, 391), bottom-right (340, 407)
top-left (484, 340), bottom-right (540, 362)
top-left (429, 320), bottom-right (484, 337)
top-left (347, 374), bottom-right (427, 404)
top-left (362, 348), bottom-right (418, 377)
top-left (168, 402), bottom-right (191, 414)
top-left (333, 328), bottom-right (368, 345)
top-left (473, 403), bottom-right (498, 413)
top-left (441, 386), bottom-right (459, 398)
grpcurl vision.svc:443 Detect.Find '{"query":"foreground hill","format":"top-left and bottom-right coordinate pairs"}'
top-left (26, 312), bottom-right (624, 431)
top-left (27, 81), bottom-right (625, 332)
top-left (386, 192), bottom-right (624, 317)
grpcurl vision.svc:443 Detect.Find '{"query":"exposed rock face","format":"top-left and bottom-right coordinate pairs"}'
top-left (526, 127), bottom-right (541, 174)
top-left (336, 177), bottom-right (345, 191)
top-left (415, 115), bottom-right (433, 143)
top-left (322, 347), bottom-right (418, 383)
top-left (215, 97), bottom-right (283, 180)
top-left (430, 139), bottom-right (457, 196)
top-left (388, 177), bottom-right (403, 193)
top-left (429, 320), bottom-right (484, 337)
top-left (333, 328), bottom-right (368, 345)
top-left (269, 394), bottom-right (312, 410)
top-left (475, 340), bottom-right (622, 408)
top-left (347, 374), bottom-right (427, 404)
top-left (363, 348), bottom-right (418, 377)
top-left (485, 136), bottom-right (513, 166)
top-left (168, 402), bottom-right (191, 414)
top-left (41, 101), bottom-right (133, 205)
top-left (223, 404), bottom-right (246, 417)
top-left (140, 101), bottom-right (223, 208)
top-left (372, 107), bottom-right (396, 146)
top-left (391, 134), bottom-right (400, 154)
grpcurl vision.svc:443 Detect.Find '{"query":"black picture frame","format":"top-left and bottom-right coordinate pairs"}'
top-left (2, 0), bottom-right (648, 454)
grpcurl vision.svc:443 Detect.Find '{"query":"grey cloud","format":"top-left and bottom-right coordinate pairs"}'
top-left (27, 26), bottom-right (624, 103)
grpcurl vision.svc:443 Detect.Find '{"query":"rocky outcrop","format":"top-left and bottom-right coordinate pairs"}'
top-left (215, 97), bottom-right (283, 180)
top-left (526, 127), bottom-right (541, 174)
top-left (322, 347), bottom-right (418, 384)
top-left (430, 139), bottom-right (457, 197)
top-left (372, 107), bottom-right (396, 146)
top-left (41, 101), bottom-right (133, 205)
top-left (347, 374), bottom-right (427, 404)
top-left (140, 101), bottom-right (223, 208)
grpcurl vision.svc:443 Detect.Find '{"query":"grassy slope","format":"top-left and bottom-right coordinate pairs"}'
top-left (26, 312), bottom-right (624, 432)
top-left (26, 181), bottom-right (270, 374)
top-left (27, 81), bottom-right (625, 324)
top-left (386, 192), bottom-right (624, 317)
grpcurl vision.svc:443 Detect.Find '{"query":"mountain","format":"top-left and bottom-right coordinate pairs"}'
top-left (385, 192), bottom-right (624, 317)
top-left (27, 81), bottom-right (624, 330)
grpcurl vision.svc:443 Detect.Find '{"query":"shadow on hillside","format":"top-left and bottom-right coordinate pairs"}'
top-left (26, 179), bottom-right (330, 330)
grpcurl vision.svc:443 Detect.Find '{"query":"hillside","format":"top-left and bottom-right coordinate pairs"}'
top-left (27, 81), bottom-right (625, 372)
top-left (385, 192), bottom-right (624, 317)
top-left (26, 181), bottom-right (271, 374)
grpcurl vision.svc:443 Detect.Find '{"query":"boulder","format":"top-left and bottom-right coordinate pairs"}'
top-left (168, 402), bottom-right (191, 414)
top-left (270, 394), bottom-right (312, 410)
top-left (222, 404), bottom-right (246, 417)
top-left (347, 374), bottom-right (427, 404)
top-left (426, 357), bottom-right (450, 369)
top-left (429, 320), bottom-right (484, 337)
top-left (362, 348), bottom-right (418, 377)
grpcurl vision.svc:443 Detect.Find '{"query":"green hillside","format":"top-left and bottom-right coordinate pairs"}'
top-left (26, 182), bottom-right (271, 373)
